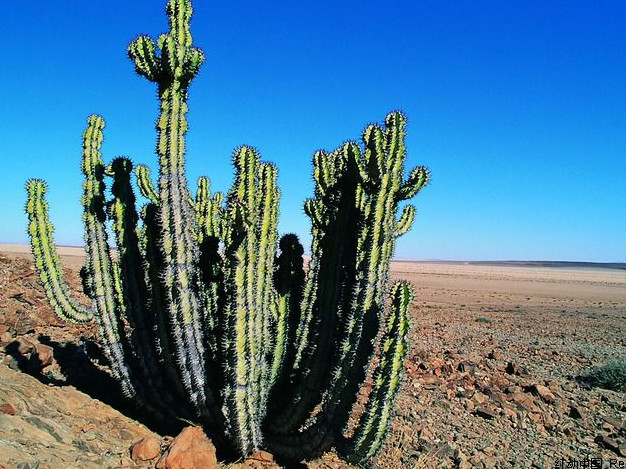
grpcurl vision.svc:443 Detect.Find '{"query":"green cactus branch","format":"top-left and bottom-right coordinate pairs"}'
top-left (342, 281), bottom-right (413, 463)
top-left (135, 164), bottom-right (160, 204)
top-left (25, 180), bottom-right (93, 323)
top-left (25, 0), bottom-right (429, 464)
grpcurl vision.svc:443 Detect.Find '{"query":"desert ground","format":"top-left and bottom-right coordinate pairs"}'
top-left (0, 243), bottom-right (624, 468)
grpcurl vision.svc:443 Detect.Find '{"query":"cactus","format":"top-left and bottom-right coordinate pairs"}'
top-left (24, 0), bottom-right (430, 463)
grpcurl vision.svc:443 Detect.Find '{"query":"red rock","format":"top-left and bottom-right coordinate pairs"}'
top-left (529, 384), bottom-right (555, 403)
top-left (430, 358), bottom-right (446, 368)
top-left (512, 393), bottom-right (540, 413)
top-left (15, 337), bottom-right (36, 356)
top-left (492, 377), bottom-right (511, 391)
top-left (156, 427), bottom-right (218, 469)
top-left (547, 380), bottom-right (563, 396)
top-left (35, 343), bottom-right (54, 368)
top-left (131, 437), bottom-right (162, 461)
top-left (0, 403), bottom-right (17, 415)
top-left (487, 349), bottom-right (503, 360)
top-left (421, 375), bottom-right (443, 386)
top-left (249, 451), bottom-right (274, 462)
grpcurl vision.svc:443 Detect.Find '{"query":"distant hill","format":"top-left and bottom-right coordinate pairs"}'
top-left (398, 260), bottom-right (626, 271)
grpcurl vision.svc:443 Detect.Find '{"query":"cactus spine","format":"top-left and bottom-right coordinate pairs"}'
top-left (25, 0), bottom-right (430, 463)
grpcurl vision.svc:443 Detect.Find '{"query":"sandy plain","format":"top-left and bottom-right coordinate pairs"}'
top-left (1, 243), bottom-right (625, 468)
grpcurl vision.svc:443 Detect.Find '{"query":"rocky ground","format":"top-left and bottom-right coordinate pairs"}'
top-left (1, 250), bottom-right (625, 468)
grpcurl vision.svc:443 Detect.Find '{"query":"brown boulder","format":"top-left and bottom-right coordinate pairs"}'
top-left (131, 436), bottom-right (162, 461)
top-left (156, 427), bottom-right (218, 469)
top-left (0, 403), bottom-right (17, 415)
top-left (6, 337), bottom-right (54, 370)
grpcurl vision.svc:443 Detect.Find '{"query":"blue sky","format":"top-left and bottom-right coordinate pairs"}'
top-left (1, 1), bottom-right (625, 261)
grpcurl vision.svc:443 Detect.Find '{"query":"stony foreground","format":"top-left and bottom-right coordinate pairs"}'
top-left (1, 249), bottom-right (625, 468)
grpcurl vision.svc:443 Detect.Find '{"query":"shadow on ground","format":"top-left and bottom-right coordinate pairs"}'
top-left (4, 335), bottom-right (185, 438)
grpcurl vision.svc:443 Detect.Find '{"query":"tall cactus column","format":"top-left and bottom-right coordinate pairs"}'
top-left (128, 0), bottom-right (211, 415)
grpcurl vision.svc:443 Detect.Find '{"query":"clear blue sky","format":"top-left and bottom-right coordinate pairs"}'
top-left (1, 1), bottom-right (625, 262)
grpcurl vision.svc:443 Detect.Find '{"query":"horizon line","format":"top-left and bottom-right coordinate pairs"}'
top-left (1, 243), bottom-right (624, 267)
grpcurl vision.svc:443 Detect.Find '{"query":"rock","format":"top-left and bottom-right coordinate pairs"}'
top-left (249, 451), bottom-right (274, 462)
top-left (600, 415), bottom-right (624, 430)
top-left (17, 462), bottom-right (39, 469)
top-left (502, 406), bottom-right (518, 423)
top-left (156, 427), bottom-right (218, 469)
top-left (487, 349), bottom-right (503, 360)
top-left (0, 364), bottom-right (160, 469)
top-left (492, 377), bottom-right (511, 391)
top-left (120, 455), bottom-right (138, 467)
top-left (547, 380), bottom-right (563, 396)
top-left (0, 331), bottom-right (12, 345)
top-left (0, 403), bottom-right (17, 415)
top-left (482, 446), bottom-right (496, 456)
top-left (472, 391), bottom-right (488, 405)
top-left (543, 413), bottom-right (557, 429)
top-left (231, 450), bottom-right (277, 469)
top-left (506, 385), bottom-right (522, 394)
top-left (512, 393), bottom-right (540, 413)
top-left (421, 375), bottom-right (444, 386)
top-left (619, 443), bottom-right (626, 458)
top-left (14, 337), bottom-right (36, 356)
top-left (595, 435), bottom-right (620, 455)
top-left (529, 384), bottom-right (555, 403)
top-left (131, 437), bottom-right (162, 461)
top-left (505, 362), bottom-right (529, 376)
top-left (6, 337), bottom-right (54, 370)
top-left (419, 426), bottom-right (433, 442)
top-left (35, 343), bottom-right (54, 368)
top-left (474, 406), bottom-right (498, 420)
top-left (457, 361), bottom-right (475, 374)
top-left (568, 405), bottom-right (585, 420)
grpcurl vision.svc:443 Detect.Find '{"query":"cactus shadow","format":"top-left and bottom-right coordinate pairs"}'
top-left (29, 335), bottom-right (184, 437)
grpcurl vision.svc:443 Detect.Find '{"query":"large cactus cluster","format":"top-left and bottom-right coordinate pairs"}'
top-left (25, 0), bottom-right (429, 463)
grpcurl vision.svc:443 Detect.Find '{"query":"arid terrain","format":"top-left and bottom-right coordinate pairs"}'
top-left (1, 244), bottom-right (625, 468)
